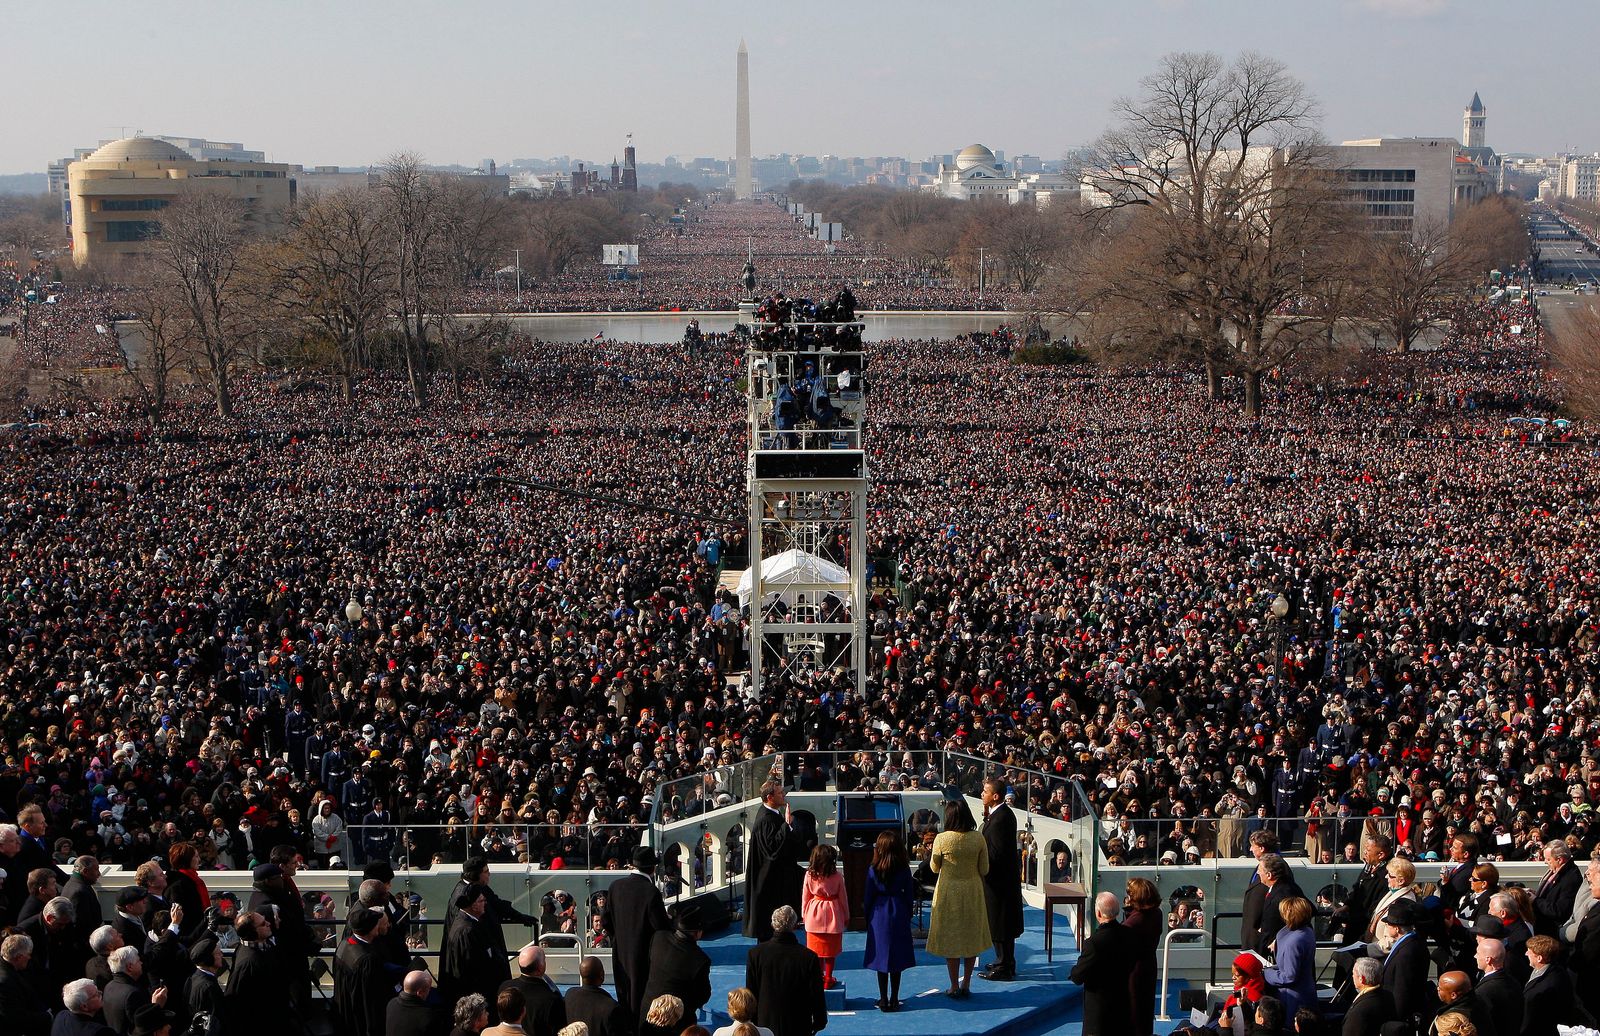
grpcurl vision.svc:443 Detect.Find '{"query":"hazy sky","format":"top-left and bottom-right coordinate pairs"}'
top-left (6, 0), bottom-right (1597, 174)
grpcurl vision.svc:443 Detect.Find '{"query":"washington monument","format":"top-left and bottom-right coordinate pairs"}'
top-left (735, 39), bottom-right (752, 200)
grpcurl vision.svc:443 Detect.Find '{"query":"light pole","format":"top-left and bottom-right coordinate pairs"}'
top-left (345, 598), bottom-right (363, 623)
top-left (1270, 593), bottom-right (1290, 684)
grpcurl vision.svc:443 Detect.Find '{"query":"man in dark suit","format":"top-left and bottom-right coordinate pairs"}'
top-left (1439, 836), bottom-right (1477, 915)
top-left (564, 957), bottom-right (629, 1036)
top-left (1070, 892), bottom-right (1134, 1036)
top-left (228, 911), bottom-right (291, 1036)
top-left (443, 858), bottom-right (539, 936)
top-left (1240, 830), bottom-right (1279, 954)
top-left (385, 970), bottom-right (448, 1036)
top-left (0, 932), bottom-right (51, 1036)
top-left (498, 945), bottom-right (566, 1036)
top-left (52, 979), bottom-right (118, 1036)
top-left (180, 939), bottom-right (225, 1036)
top-left (979, 778), bottom-right (1024, 982)
top-left (1379, 899), bottom-right (1432, 1028)
top-left (743, 781), bottom-right (805, 942)
top-left (1522, 935), bottom-right (1584, 1036)
top-left (1342, 957), bottom-right (1395, 1036)
top-left (103, 947), bottom-right (169, 1034)
top-left (1257, 853), bottom-right (1305, 954)
top-left (0, 825), bottom-right (26, 927)
top-left (1342, 837), bottom-right (1393, 944)
top-left (1476, 900), bottom-right (1532, 986)
top-left (14, 807), bottom-right (66, 886)
top-left (441, 886), bottom-right (510, 1022)
top-left (1472, 938), bottom-right (1521, 1036)
top-left (332, 906), bottom-right (394, 1036)
top-left (111, 887), bottom-right (152, 952)
top-left (601, 845), bottom-right (670, 1023)
top-left (1533, 841), bottom-right (1583, 939)
top-left (22, 897), bottom-right (89, 1012)
top-left (745, 905), bottom-right (826, 1036)
top-left (62, 857), bottom-right (104, 933)
top-left (639, 900), bottom-right (712, 1025)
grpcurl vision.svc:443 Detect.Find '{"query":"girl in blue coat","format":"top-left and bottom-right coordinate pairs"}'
top-left (862, 829), bottom-right (915, 1012)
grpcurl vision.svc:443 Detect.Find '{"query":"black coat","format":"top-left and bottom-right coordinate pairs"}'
top-left (1343, 862), bottom-right (1389, 942)
top-left (385, 991), bottom-right (448, 1036)
top-left (227, 942), bottom-right (291, 1036)
top-left (48, 1014), bottom-right (116, 1036)
top-left (563, 986), bottom-right (630, 1036)
top-left (165, 870), bottom-right (207, 941)
top-left (440, 914), bottom-right (509, 1016)
top-left (332, 936), bottom-right (392, 1036)
top-left (1574, 904), bottom-right (1600, 1020)
top-left (61, 876), bottom-right (103, 933)
top-left (1241, 874), bottom-right (1268, 954)
top-left (0, 958), bottom-right (51, 1036)
top-left (101, 973), bottom-right (152, 1035)
top-left (982, 806), bottom-right (1024, 943)
top-left (1533, 864), bottom-right (1583, 938)
top-left (498, 976), bottom-right (567, 1036)
top-left (1381, 932), bottom-right (1432, 1024)
top-left (1522, 965), bottom-right (1583, 1036)
top-left (601, 870), bottom-right (669, 1021)
top-left (20, 914), bottom-right (89, 1011)
top-left (743, 806), bottom-right (804, 941)
top-left (110, 913), bottom-right (147, 953)
top-left (745, 931), bottom-right (827, 1036)
top-left (1342, 987), bottom-right (1395, 1036)
top-left (1475, 970), bottom-right (1521, 1036)
top-left (181, 969), bottom-right (224, 1036)
top-left (1259, 879), bottom-right (1306, 954)
top-left (248, 880), bottom-right (312, 984)
top-left (443, 877), bottom-right (537, 933)
top-left (639, 930), bottom-right (711, 1023)
top-left (1070, 919), bottom-right (1135, 1036)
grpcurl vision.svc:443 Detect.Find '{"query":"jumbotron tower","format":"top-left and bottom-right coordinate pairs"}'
top-left (739, 265), bottom-right (869, 702)
top-left (735, 40), bottom-right (753, 200)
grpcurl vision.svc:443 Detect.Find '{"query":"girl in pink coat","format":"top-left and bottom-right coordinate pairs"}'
top-left (803, 843), bottom-right (848, 988)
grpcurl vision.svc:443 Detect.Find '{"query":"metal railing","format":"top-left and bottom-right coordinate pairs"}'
top-left (1158, 926), bottom-right (1214, 1021)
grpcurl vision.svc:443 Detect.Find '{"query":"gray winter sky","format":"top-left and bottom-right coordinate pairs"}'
top-left (5, 0), bottom-right (1596, 174)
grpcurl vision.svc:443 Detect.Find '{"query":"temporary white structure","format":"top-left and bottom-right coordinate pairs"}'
top-left (735, 548), bottom-right (853, 610)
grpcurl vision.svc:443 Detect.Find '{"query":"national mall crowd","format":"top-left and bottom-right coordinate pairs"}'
top-left (0, 195), bottom-right (1595, 1036)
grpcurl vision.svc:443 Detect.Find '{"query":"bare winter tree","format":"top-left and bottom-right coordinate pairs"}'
top-left (257, 186), bottom-right (392, 401)
top-left (428, 180), bottom-right (514, 395)
top-left (123, 264), bottom-right (190, 426)
top-left (1078, 51), bottom-right (1325, 408)
top-left (144, 189), bottom-right (253, 418)
top-left (378, 153), bottom-right (445, 407)
top-left (1551, 304), bottom-right (1600, 421)
top-left (1359, 221), bottom-right (1461, 353)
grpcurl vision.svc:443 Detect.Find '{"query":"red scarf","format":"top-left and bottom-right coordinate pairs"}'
top-left (179, 868), bottom-right (211, 909)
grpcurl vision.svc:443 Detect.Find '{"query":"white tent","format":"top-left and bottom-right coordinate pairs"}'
top-left (735, 548), bottom-right (853, 610)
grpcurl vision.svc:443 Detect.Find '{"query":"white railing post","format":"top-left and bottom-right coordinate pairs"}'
top-left (1157, 926), bottom-right (1213, 1022)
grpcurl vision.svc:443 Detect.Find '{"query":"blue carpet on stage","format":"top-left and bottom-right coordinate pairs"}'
top-left (695, 906), bottom-right (1091, 1036)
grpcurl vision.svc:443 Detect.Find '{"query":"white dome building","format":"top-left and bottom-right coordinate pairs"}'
top-left (931, 143), bottom-right (1016, 201)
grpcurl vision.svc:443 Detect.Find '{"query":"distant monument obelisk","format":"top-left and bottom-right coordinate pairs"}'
top-left (735, 39), bottom-right (752, 200)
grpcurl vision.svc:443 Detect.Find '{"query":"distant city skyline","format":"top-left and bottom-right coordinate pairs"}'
top-left (5, 0), bottom-right (1599, 176)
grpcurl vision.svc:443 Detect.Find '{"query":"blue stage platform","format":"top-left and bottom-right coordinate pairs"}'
top-left (696, 906), bottom-right (1088, 1036)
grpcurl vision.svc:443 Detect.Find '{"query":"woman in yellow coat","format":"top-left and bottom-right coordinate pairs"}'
top-left (927, 798), bottom-right (991, 998)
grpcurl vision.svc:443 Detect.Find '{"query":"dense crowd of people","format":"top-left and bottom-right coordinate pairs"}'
top-left (1, 191), bottom-right (1598, 1035)
top-left (460, 202), bottom-right (1021, 313)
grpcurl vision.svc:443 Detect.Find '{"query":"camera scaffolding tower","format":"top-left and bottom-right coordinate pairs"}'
top-left (738, 262), bottom-right (869, 702)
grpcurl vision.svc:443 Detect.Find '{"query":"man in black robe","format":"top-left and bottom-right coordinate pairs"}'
top-left (743, 781), bottom-right (804, 941)
top-left (441, 885), bottom-right (511, 1023)
top-left (332, 906), bottom-right (394, 1036)
top-left (600, 845), bottom-right (669, 1023)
